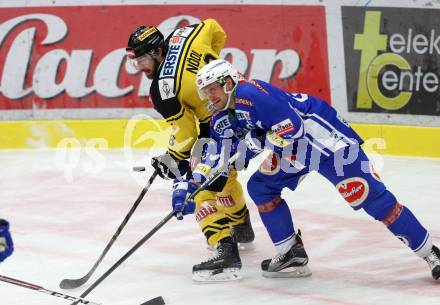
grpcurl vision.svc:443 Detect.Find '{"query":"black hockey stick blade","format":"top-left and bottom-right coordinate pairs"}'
top-left (59, 170), bottom-right (158, 290)
top-left (141, 296), bottom-right (165, 305)
top-left (133, 166), bottom-right (146, 172)
top-left (59, 275), bottom-right (90, 290)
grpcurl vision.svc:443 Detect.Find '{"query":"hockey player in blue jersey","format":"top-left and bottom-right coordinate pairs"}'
top-left (0, 219), bottom-right (13, 262)
top-left (170, 59), bottom-right (440, 281)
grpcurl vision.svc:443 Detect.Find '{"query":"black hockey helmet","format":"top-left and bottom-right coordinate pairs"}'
top-left (126, 26), bottom-right (165, 59)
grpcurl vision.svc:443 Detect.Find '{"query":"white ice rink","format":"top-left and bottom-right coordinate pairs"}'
top-left (0, 149), bottom-right (439, 305)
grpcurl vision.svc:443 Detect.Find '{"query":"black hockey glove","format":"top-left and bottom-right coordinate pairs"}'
top-left (151, 153), bottom-right (189, 180)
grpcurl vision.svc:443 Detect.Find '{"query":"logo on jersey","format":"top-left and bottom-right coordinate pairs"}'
top-left (216, 195), bottom-right (235, 207)
top-left (336, 177), bottom-right (369, 207)
top-left (213, 115), bottom-right (231, 134)
top-left (236, 110), bottom-right (250, 121)
top-left (271, 119), bottom-right (295, 136)
top-left (160, 36), bottom-right (186, 78)
top-left (173, 26), bottom-right (194, 38)
top-left (236, 110), bottom-right (254, 129)
top-left (158, 78), bottom-right (175, 100)
top-left (169, 36), bottom-right (181, 44)
top-left (235, 98), bottom-right (253, 106)
top-left (195, 203), bottom-right (218, 222)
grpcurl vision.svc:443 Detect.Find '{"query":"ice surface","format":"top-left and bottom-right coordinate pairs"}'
top-left (0, 149), bottom-right (439, 305)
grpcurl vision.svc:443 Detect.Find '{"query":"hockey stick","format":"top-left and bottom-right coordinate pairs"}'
top-left (70, 153), bottom-right (240, 305)
top-left (141, 296), bottom-right (165, 305)
top-left (0, 274), bottom-right (100, 305)
top-left (60, 170), bottom-right (158, 289)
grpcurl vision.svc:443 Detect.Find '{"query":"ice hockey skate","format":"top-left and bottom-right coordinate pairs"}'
top-left (424, 245), bottom-right (440, 280)
top-left (231, 211), bottom-right (255, 251)
top-left (193, 237), bottom-right (242, 282)
top-left (261, 231), bottom-right (312, 278)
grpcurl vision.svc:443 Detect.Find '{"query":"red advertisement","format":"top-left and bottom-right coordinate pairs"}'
top-left (0, 5), bottom-right (330, 111)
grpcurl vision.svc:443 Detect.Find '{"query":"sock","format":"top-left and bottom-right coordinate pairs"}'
top-left (258, 198), bottom-right (295, 254)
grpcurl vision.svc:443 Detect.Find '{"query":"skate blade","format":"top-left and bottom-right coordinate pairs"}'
top-left (262, 265), bottom-right (312, 278)
top-left (192, 268), bottom-right (242, 283)
top-left (238, 242), bottom-right (255, 251)
top-left (207, 243), bottom-right (255, 251)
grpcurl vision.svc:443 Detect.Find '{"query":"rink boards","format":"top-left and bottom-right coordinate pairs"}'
top-left (1, 1), bottom-right (440, 158)
top-left (0, 119), bottom-right (439, 158)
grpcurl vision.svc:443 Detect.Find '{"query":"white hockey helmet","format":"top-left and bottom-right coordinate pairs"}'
top-left (196, 59), bottom-right (241, 110)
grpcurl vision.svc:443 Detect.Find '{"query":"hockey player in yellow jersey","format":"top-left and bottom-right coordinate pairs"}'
top-left (126, 19), bottom-right (254, 281)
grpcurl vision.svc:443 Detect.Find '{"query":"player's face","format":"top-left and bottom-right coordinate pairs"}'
top-left (202, 82), bottom-right (227, 110)
top-left (129, 53), bottom-right (157, 79)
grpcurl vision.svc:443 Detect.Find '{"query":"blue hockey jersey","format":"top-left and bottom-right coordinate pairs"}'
top-left (194, 79), bottom-right (364, 181)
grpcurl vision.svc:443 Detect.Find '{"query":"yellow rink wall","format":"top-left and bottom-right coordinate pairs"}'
top-left (0, 120), bottom-right (170, 150)
top-left (350, 124), bottom-right (440, 158)
top-left (0, 120), bottom-right (439, 158)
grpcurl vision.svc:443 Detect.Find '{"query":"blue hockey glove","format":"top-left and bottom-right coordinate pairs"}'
top-left (172, 179), bottom-right (197, 220)
top-left (0, 219), bottom-right (14, 262)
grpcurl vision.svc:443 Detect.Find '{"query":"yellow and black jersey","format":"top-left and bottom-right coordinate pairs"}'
top-left (150, 19), bottom-right (226, 161)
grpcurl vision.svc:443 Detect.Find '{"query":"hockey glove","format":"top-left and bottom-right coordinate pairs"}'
top-left (151, 153), bottom-right (189, 180)
top-left (172, 179), bottom-right (197, 220)
top-left (0, 219), bottom-right (14, 262)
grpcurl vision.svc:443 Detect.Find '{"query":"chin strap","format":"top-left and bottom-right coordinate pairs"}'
top-left (221, 85), bottom-right (235, 111)
top-left (205, 79), bottom-right (238, 112)
top-left (209, 84), bottom-right (236, 112)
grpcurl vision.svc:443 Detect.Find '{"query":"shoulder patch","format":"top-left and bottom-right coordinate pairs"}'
top-left (158, 78), bottom-right (175, 100)
top-left (271, 119), bottom-right (295, 136)
top-left (173, 26), bottom-right (194, 38)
